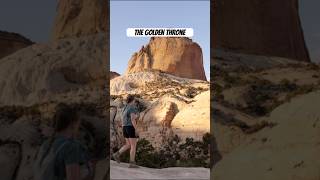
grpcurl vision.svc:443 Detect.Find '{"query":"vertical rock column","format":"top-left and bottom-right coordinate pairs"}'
top-left (212, 0), bottom-right (310, 62)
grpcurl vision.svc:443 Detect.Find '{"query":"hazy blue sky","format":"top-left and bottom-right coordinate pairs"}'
top-left (0, 0), bottom-right (57, 42)
top-left (299, 0), bottom-right (320, 62)
top-left (110, 1), bottom-right (210, 78)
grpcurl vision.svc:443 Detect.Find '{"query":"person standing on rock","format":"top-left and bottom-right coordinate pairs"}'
top-left (113, 95), bottom-right (140, 168)
top-left (34, 104), bottom-right (95, 180)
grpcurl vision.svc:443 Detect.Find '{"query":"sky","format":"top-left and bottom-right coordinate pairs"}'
top-left (0, 0), bottom-right (319, 64)
top-left (110, 1), bottom-right (210, 78)
top-left (299, 0), bottom-right (320, 62)
top-left (0, 0), bottom-right (57, 42)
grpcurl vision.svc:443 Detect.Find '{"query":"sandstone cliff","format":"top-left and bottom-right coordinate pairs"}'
top-left (0, 34), bottom-right (107, 106)
top-left (212, 0), bottom-right (310, 62)
top-left (52, 0), bottom-right (108, 40)
top-left (125, 37), bottom-right (207, 81)
top-left (0, 31), bottom-right (33, 59)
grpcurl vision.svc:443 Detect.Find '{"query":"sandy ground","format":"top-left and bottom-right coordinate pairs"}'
top-left (110, 161), bottom-right (210, 180)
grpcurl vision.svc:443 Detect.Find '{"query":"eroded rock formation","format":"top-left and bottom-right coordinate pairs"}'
top-left (0, 34), bottom-right (107, 106)
top-left (110, 71), bottom-right (210, 149)
top-left (212, 0), bottom-right (310, 62)
top-left (52, 0), bottom-right (108, 40)
top-left (125, 37), bottom-right (207, 81)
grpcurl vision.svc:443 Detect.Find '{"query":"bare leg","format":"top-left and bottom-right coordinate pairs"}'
top-left (129, 138), bottom-right (137, 163)
top-left (119, 138), bottom-right (130, 154)
top-left (113, 139), bottom-right (130, 163)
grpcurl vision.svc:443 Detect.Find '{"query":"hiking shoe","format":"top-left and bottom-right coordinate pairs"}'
top-left (128, 161), bottom-right (139, 168)
top-left (112, 152), bottom-right (120, 163)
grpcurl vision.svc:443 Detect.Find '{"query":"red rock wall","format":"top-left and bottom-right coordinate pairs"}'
top-left (212, 0), bottom-right (310, 62)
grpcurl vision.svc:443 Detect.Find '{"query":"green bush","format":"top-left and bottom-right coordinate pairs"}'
top-left (127, 134), bottom-right (210, 168)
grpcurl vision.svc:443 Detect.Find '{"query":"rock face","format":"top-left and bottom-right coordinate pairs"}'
top-left (213, 91), bottom-right (320, 180)
top-left (0, 31), bottom-right (33, 59)
top-left (125, 37), bottom-right (207, 81)
top-left (52, 0), bottom-right (108, 40)
top-left (0, 34), bottom-right (107, 106)
top-left (211, 49), bottom-right (320, 179)
top-left (212, 0), bottom-right (310, 62)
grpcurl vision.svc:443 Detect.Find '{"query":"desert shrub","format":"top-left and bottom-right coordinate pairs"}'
top-left (128, 134), bottom-right (210, 168)
top-left (178, 137), bottom-right (209, 167)
top-left (135, 138), bottom-right (160, 168)
top-left (284, 84), bottom-right (315, 102)
top-left (306, 63), bottom-right (320, 70)
top-left (279, 79), bottom-right (298, 91)
top-left (185, 87), bottom-right (198, 98)
top-left (243, 78), bottom-right (302, 116)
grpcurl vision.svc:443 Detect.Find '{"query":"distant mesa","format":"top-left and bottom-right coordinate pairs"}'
top-left (125, 37), bottom-right (207, 81)
top-left (212, 0), bottom-right (310, 62)
top-left (52, 0), bottom-right (108, 40)
top-left (110, 71), bottom-right (120, 79)
top-left (0, 31), bottom-right (33, 59)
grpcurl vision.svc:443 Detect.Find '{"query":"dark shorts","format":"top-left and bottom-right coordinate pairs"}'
top-left (123, 126), bottom-right (137, 138)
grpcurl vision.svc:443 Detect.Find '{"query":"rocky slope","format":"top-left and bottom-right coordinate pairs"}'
top-left (111, 71), bottom-right (209, 145)
top-left (125, 37), bottom-right (207, 81)
top-left (52, 0), bottom-right (108, 40)
top-left (211, 49), bottom-right (320, 179)
top-left (0, 34), bottom-right (107, 106)
top-left (0, 31), bottom-right (33, 59)
top-left (212, 0), bottom-right (310, 62)
top-left (213, 91), bottom-right (320, 180)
